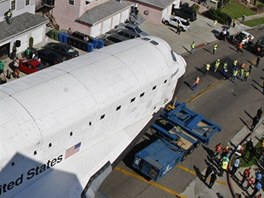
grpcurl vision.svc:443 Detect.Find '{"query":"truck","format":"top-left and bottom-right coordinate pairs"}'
top-left (132, 102), bottom-right (221, 180)
top-left (132, 138), bottom-right (186, 181)
top-left (162, 102), bottom-right (221, 144)
top-left (151, 118), bottom-right (201, 154)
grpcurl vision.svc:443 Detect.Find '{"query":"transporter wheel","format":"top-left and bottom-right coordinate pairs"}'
top-left (194, 141), bottom-right (201, 148)
top-left (181, 153), bottom-right (187, 161)
top-left (187, 146), bottom-right (194, 154)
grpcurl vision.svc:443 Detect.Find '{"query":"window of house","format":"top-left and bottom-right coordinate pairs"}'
top-left (25, 0), bottom-right (30, 6)
top-left (69, 0), bottom-right (74, 5)
top-left (11, 0), bottom-right (16, 10)
top-left (85, 0), bottom-right (90, 5)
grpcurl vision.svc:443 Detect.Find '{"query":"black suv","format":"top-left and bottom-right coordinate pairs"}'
top-left (172, 7), bottom-right (197, 21)
top-left (37, 48), bottom-right (66, 67)
top-left (44, 42), bottom-right (79, 60)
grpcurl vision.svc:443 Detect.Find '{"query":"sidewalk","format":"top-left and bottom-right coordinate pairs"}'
top-left (182, 117), bottom-right (264, 198)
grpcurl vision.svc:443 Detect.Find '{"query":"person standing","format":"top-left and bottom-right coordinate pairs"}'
top-left (214, 143), bottom-right (222, 160)
top-left (232, 19), bottom-right (237, 28)
top-left (244, 70), bottom-right (249, 81)
top-left (176, 23), bottom-right (181, 35)
top-left (251, 182), bottom-right (262, 197)
top-left (241, 167), bottom-right (251, 186)
top-left (0, 60), bottom-right (4, 74)
top-left (204, 63), bottom-right (211, 76)
top-left (256, 56), bottom-right (261, 67)
top-left (191, 41), bottom-right (195, 54)
top-left (239, 67), bottom-right (245, 81)
top-left (208, 172), bottom-right (217, 188)
top-left (214, 59), bottom-right (220, 72)
top-left (245, 176), bottom-right (254, 190)
top-left (230, 157), bottom-right (240, 175)
top-left (251, 114), bottom-right (261, 131)
top-left (230, 69), bottom-right (238, 82)
top-left (219, 156), bottom-right (229, 176)
top-left (191, 75), bottom-right (200, 90)
top-left (204, 164), bottom-right (213, 181)
top-left (256, 107), bottom-right (263, 120)
top-left (213, 43), bottom-right (218, 54)
top-left (213, 19), bottom-right (218, 27)
top-left (222, 61), bottom-right (228, 78)
top-left (236, 42), bottom-right (243, 52)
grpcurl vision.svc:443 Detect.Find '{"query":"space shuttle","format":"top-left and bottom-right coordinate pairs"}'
top-left (0, 36), bottom-right (186, 198)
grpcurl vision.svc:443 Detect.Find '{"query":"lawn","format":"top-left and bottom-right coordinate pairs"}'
top-left (220, 0), bottom-right (256, 19)
top-left (243, 17), bottom-right (264, 26)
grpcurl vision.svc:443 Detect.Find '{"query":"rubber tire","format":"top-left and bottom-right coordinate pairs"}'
top-left (187, 146), bottom-right (194, 154)
top-left (194, 141), bottom-right (201, 148)
top-left (181, 154), bottom-right (187, 161)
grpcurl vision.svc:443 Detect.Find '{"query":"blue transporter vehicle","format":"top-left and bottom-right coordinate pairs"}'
top-left (163, 102), bottom-right (221, 144)
top-left (132, 138), bottom-right (186, 181)
top-left (151, 118), bottom-right (201, 154)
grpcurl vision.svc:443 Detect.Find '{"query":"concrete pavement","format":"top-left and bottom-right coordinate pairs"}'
top-left (181, 118), bottom-right (264, 198)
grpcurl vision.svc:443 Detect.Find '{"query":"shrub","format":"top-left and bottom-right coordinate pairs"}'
top-left (191, 4), bottom-right (200, 13)
top-left (29, 37), bottom-right (34, 49)
top-left (203, 8), bottom-right (231, 24)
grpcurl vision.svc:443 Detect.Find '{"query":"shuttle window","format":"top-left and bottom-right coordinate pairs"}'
top-left (70, 132), bottom-right (73, 136)
top-left (116, 105), bottom-right (121, 111)
top-left (49, 143), bottom-right (52, 147)
top-left (89, 121), bottom-right (92, 126)
top-left (142, 38), bottom-right (150, 41)
top-left (171, 50), bottom-right (177, 62)
top-left (152, 86), bottom-right (156, 90)
top-left (11, 162), bottom-right (15, 166)
top-left (130, 98), bottom-right (135, 103)
top-left (164, 80), bottom-right (167, 84)
top-left (34, 151), bottom-right (37, 155)
top-left (100, 114), bottom-right (105, 119)
top-left (140, 92), bottom-right (145, 97)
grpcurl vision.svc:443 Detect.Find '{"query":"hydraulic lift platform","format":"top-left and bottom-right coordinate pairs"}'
top-left (162, 102), bottom-right (221, 144)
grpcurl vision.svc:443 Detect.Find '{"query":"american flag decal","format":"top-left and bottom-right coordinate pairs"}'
top-left (65, 142), bottom-right (81, 159)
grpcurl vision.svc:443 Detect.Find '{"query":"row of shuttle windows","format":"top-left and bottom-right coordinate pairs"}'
top-left (10, 79), bottom-right (168, 166)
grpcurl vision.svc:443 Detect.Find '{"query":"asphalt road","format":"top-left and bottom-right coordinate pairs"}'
top-left (98, 18), bottom-right (264, 198)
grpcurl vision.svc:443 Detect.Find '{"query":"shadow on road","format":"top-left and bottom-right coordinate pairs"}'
top-left (252, 84), bottom-right (263, 94)
top-left (244, 110), bottom-right (254, 120)
top-left (239, 117), bottom-right (250, 130)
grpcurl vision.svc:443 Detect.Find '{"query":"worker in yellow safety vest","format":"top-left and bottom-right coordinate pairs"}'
top-left (220, 156), bottom-right (229, 176)
top-left (204, 63), bottom-right (211, 76)
top-left (214, 59), bottom-right (220, 72)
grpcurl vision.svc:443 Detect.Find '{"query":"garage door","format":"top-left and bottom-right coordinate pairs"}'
top-left (31, 26), bottom-right (44, 45)
top-left (111, 14), bottom-right (121, 29)
top-left (102, 18), bottom-right (112, 34)
top-left (16, 34), bottom-right (28, 53)
top-left (120, 9), bottom-right (130, 23)
top-left (90, 23), bottom-right (101, 38)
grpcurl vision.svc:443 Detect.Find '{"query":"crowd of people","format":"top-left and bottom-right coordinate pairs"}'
top-left (202, 132), bottom-right (264, 197)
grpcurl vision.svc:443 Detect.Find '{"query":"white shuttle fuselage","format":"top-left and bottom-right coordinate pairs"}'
top-left (0, 37), bottom-right (186, 198)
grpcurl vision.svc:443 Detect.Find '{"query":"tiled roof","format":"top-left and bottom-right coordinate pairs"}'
top-left (136, 0), bottom-right (175, 9)
top-left (0, 12), bottom-right (48, 43)
top-left (77, 0), bottom-right (133, 25)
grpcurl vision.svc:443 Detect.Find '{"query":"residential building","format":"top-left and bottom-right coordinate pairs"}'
top-left (0, 0), bottom-right (48, 59)
top-left (51, 0), bottom-right (133, 37)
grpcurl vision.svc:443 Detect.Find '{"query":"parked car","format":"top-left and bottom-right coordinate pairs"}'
top-left (102, 29), bottom-right (140, 46)
top-left (37, 48), bottom-right (66, 67)
top-left (254, 36), bottom-right (264, 57)
top-left (162, 16), bottom-right (190, 31)
top-left (44, 42), bottom-right (79, 60)
top-left (232, 31), bottom-right (254, 46)
top-left (172, 7), bottom-right (197, 21)
top-left (124, 23), bottom-right (149, 37)
top-left (18, 59), bottom-right (46, 74)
